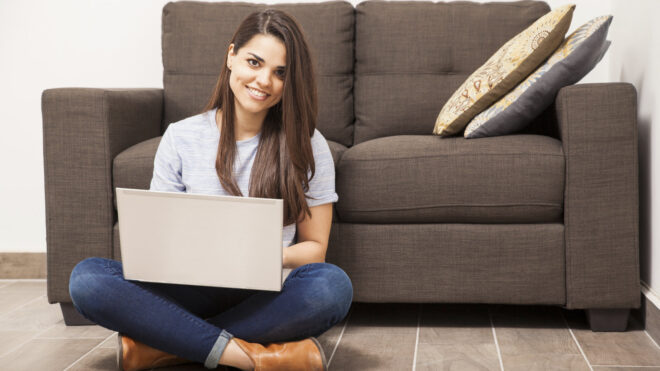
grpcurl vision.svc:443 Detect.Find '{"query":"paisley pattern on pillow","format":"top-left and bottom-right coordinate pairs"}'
top-left (433, 4), bottom-right (575, 137)
top-left (464, 15), bottom-right (613, 139)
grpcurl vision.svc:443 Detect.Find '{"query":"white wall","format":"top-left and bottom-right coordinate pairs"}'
top-left (4, 0), bottom-right (655, 296)
top-left (608, 1), bottom-right (660, 295)
top-left (0, 0), bottom-right (171, 252)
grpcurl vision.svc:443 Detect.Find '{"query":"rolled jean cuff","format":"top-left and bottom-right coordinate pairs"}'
top-left (204, 329), bottom-right (234, 369)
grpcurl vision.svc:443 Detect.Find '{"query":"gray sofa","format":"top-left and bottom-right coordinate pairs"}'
top-left (42, 0), bottom-right (639, 332)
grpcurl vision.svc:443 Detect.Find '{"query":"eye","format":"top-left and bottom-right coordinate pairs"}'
top-left (247, 58), bottom-right (259, 67)
top-left (276, 69), bottom-right (285, 79)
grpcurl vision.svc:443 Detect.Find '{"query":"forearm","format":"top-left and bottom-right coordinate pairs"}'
top-left (282, 241), bottom-right (325, 269)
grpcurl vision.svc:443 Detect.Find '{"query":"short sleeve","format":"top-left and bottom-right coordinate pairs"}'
top-left (149, 126), bottom-right (186, 192)
top-left (305, 130), bottom-right (339, 207)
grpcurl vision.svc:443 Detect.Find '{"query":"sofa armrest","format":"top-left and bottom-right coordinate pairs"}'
top-left (556, 83), bottom-right (640, 309)
top-left (42, 88), bottom-right (163, 304)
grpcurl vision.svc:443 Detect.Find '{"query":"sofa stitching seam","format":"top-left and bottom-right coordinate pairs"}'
top-left (102, 91), bottom-right (112, 261)
top-left (631, 88), bottom-right (640, 305)
top-left (562, 90), bottom-right (571, 308)
top-left (341, 153), bottom-right (564, 162)
top-left (344, 203), bottom-right (563, 212)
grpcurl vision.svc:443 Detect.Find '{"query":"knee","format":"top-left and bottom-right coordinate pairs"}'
top-left (303, 263), bottom-right (353, 320)
top-left (69, 257), bottom-right (113, 310)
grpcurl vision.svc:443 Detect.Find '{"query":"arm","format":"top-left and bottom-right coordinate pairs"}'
top-left (555, 83), bottom-right (640, 309)
top-left (42, 88), bottom-right (163, 303)
top-left (283, 203), bottom-right (333, 269)
top-left (150, 124), bottom-right (186, 192)
top-left (282, 129), bottom-right (338, 269)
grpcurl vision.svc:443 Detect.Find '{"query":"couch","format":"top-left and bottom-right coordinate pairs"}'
top-left (41, 0), bottom-right (639, 332)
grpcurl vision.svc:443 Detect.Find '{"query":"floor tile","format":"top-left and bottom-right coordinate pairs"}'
top-left (318, 305), bottom-right (352, 360)
top-left (0, 280), bottom-right (17, 289)
top-left (0, 330), bottom-right (39, 357)
top-left (491, 305), bottom-right (582, 356)
top-left (0, 295), bottom-right (62, 331)
top-left (420, 303), bottom-right (494, 345)
top-left (0, 280), bottom-right (45, 289)
top-left (564, 308), bottom-right (660, 366)
top-left (415, 342), bottom-right (500, 371)
top-left (67, 346), bottom-right (116, 371)
top-left (0, 338), bottom-right (102, 370)
top-left (38, 321), bottom-right (114, 339)
top-left (329, 303), bottom-right (419, 370)
top-left (502, 353), bottom-right (590, 370)
top-left (593, 367), bottom-right (660, 371)
top-left (99, 332), bottom-right (118, 349)
top-left (490, 304), bottom-right (591, 371)
top-left (0, 281), bottom-right (46, 292)
top-left (0, 281), bottom-right (46, 316)
top-left (416, 304), bottom-right (500, 370)
top-left (68, 343), bottom-right (229, 371)
top-left (3, 296), bottom-right (660, 370)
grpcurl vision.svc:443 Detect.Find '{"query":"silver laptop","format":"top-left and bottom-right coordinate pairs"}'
top-left (115, 188), bottom-right (284, 291)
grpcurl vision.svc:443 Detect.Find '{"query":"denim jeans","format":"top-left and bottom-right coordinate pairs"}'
top-left (69, 257), bottom-right (353, 369)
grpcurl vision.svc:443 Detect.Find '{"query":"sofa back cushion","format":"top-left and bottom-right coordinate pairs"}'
top-left (354, 0), bottom-right (550, 145)
top-left (162, 1), bottom-right (355, 147)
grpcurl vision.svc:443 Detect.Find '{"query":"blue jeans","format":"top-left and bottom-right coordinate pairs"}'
top-left (69, 257), bottom-right (353, 369)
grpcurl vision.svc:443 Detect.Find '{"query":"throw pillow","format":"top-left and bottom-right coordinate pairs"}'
top-left (464, 15), bottom-right (613, 139)
top-left (433, 4), bottom-right (575, 137)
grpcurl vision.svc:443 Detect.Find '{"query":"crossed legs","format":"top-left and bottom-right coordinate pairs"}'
top-left (69, 257), bottom-right (352, 369)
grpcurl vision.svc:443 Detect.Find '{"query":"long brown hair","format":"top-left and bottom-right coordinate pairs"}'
top-left (202, 9), bottom-right (318, 226)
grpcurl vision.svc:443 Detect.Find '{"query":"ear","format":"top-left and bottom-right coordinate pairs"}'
top-left (227, 43), bottom-right (235, 70)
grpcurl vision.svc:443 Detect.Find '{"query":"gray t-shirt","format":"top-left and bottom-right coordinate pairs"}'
top-left (149, 108), bottom-right (339, 251)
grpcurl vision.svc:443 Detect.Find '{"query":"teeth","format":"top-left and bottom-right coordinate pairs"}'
top-left (247, 87), bottom-right (267, 97)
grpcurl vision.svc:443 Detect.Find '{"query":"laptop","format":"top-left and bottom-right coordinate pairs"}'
top-left (115, 188), bottom-right (284, 291)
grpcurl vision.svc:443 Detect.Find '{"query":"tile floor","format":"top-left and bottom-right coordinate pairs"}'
top-left (1, 279), bottom-right (660, 370)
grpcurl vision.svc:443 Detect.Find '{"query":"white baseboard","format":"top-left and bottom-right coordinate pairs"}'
top-left (642, 280), bottom-right (660, 309)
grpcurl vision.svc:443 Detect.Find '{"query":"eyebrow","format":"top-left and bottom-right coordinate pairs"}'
top-left (247, 52), bottom-right (285, 69)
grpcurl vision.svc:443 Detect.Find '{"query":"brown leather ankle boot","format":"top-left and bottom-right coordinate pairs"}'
top-left (232, 337), bottom-right (327, 371)
top-left (117, 334), bottom-right (193, 371)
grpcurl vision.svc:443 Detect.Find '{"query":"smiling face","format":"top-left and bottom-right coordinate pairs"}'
top-left (227, 33), bottom-right (286, 120)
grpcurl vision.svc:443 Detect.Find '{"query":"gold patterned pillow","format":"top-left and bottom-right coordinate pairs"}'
top-left (464, 15), bottom-right (612, 139)
top-left (433, 4), bottom-right (575, 137)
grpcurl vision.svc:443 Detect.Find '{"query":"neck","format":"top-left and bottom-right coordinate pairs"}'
top-left (229, 105), bottom-right (267, 141)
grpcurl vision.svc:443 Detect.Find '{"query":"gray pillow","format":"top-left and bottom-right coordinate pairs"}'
top-left (464, 15), bottom-right (613, 139)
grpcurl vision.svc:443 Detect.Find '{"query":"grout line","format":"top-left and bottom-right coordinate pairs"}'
top-left (0, 294), bottom-right (47, 319)
top-left (411, 304), bottom-right (421, 371)
top-left (488, 306), bottom-right (505, 371)
top-left (560, 309), bottom-right (593, 371)
top-left (0, 322), bottom-right (59, 359)
top-left (63, 331), bottom-right (117, 371)
top-left (327, 305), bottom-right (353, 368)
top-left (645, 330), bottom-right (660, 350)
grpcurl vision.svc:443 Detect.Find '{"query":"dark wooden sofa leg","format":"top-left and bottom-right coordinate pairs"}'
top-left (60, 302), bottom-right (95, 326)
top-left (586, 308), bottom-right (630, 332)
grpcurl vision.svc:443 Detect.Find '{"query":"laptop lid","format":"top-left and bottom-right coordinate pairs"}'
top-left (116, 188), bottom-right (283, 291)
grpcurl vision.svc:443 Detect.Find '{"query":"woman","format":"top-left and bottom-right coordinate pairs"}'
top-left (68, 9), bottom-right (353, 371)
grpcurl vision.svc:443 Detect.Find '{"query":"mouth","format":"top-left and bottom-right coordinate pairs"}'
top-left (246, 86), bottom-right (269, 100)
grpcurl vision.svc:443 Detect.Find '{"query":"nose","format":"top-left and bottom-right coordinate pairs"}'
top-left (255, 69), bottom-right (272, 88)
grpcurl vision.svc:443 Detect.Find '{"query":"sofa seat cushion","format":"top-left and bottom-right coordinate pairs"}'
top-left (112, 136), bottom-right (162, 209)
top-left (335, 134), bottom-right (564, 223)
